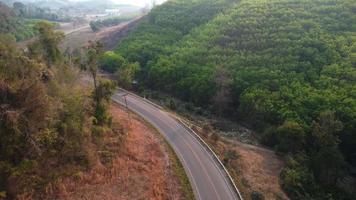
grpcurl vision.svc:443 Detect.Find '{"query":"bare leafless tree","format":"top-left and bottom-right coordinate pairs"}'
top-left (212, 67), bottom-right (233, 116)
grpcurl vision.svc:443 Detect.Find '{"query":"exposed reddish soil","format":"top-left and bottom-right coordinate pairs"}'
top-left (40, 103), bottom-right (186, 200)
top-left (232, 140), bottom-right (289, 200)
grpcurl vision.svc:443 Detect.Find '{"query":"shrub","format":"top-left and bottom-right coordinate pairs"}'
top-left (276, 121), bottom-right (305, 154)
top-left (100, 51), bottom-right (125, 73)
top-left (251, 191), bottom-right (264, 200)
top-left (93, 80), bottom-right (116, 126)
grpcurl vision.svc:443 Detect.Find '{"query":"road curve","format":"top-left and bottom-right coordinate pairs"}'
top-left (112, 90), bottom-right (240, 200)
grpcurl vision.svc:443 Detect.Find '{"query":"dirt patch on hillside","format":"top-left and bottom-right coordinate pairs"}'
top-left (40, 103), bottom-right (189, 200)
top-left (232, 141), bottom-right (288, 200)
top-left (188, 123), bottom-right (289, 200)
top-left (60, 16), bottom-right (145, 50)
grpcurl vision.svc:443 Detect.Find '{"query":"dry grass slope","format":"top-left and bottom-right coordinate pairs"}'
top-left (36, 103), bottom-right (190, 200)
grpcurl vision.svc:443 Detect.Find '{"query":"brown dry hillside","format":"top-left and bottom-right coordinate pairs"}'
top-left (60, 16), bottom-right (145, 50)
top-left (39, 103), bottom-right (191, 200)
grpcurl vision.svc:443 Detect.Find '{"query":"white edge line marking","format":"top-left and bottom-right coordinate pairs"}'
top-left (117, 88), bottom-right (244, 200)
top-left (111, 96), bottom-right (203, 200)
top-left (176, 118), bottom-right (243, 200)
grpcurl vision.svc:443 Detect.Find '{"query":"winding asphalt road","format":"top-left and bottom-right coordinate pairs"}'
top-left (112, 90), bottom-right (240, 200)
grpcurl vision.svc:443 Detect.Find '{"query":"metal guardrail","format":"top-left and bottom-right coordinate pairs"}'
top-left (175, 118), bottom-right (244, 200)
top-left (116, 88), bottom-right (243, 200)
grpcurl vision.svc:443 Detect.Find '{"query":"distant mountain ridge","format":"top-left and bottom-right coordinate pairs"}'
top-left (1, 0), bottom-right (141, 10)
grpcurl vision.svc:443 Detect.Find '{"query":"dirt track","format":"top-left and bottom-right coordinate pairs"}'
top-left (60, 16), bottom-right (145, 50)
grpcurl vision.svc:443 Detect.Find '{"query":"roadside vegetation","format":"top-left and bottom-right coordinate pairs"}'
top-left (185, 120), bottom-right (288, 199)
top-left (99, 51), bottom-right (140, 89)
top-left (109, 0), bottom-right (356, 199)
top-left (11, 1), bottom-right (71, 22)
top-left (89, 13), bottom-right (141, 32)
top-left (0, 2), bottom-right (59, 41)
top-left (0, 17), bottom-right (192, 199)
top-left (0, 22), bottom-right (117, 199)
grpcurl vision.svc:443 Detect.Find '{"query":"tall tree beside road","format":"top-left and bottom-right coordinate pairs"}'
top-left (83, 41), bottom-right (104, 89)
top-left (28, 21), bottom-right (64, 66)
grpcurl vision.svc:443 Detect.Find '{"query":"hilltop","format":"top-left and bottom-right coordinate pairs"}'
top-left (113, 0), bottom-right (356, 199)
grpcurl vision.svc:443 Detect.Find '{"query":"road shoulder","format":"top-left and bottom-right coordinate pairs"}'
top-left (41, 102), bottom-right (193, 200)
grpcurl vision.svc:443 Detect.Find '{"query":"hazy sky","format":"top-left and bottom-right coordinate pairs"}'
top-left (111, 0), bottom-right (167, 6)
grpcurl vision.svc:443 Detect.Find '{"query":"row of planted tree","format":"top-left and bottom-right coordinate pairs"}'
top-left (109, 0), bottom-right (356, 199)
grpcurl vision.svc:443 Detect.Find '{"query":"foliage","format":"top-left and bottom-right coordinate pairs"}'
top-left (280, 166), bottom-right (317, 199)
top-left (0, 37), bottom-right (52, 181)
top-left (0, 23), bottom-right (114, 198)
top-left (116, 0), bottom-right (356, 199)
top-left (309, 111), bottom-right (345, 188)
top-left (90, 13), bottom-right (139, 32)
top-left (116, 0), bottom-right (234, 80)
top-left (114, 62), bottom-right (140, 89)
top-left (0, 36), bottom-right (86, 197)
top-left (0, 2), bottom-right (61, 42)
top-left (80, 42), bottom-right (117, 126)
top-left (0, 2), bottom-right (36, 41)
top-left (99, 51), bottom-right (140, 89)
top-left (89, 21), bottom-right (100, 32)
top-left (92, 80), bottom-right (116, 126)
top-left (100, 51), bottom-right (126, 73)
top-left (251, 191), bottom-right (264, 200)
top-left (223, 149), bottom-right (238, 166)
top-left (28, 21), bottom-right (64, 66)
top-left (13, 1), bottom-right (71, 22)
top-left (82, 41), bottom-right (104, 89)
top-left (276, 121), bottom-right (305, 154)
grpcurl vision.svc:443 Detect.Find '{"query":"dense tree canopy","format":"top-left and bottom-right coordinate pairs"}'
top-left (28, 21), bottom-right (64, 66)
top-left (100, 51), bottom-right (126, 73)
top-left (116, 0), bottom-right (235, 80)
top-left (114, 0), bottom-right (356, 199)
top-left (0, 2), bottom-right (59, 41)
top-left (0, 2), bottom-right (36, 41)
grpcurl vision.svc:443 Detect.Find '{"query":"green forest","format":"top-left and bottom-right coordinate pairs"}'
top-left (0, 2), bottom-right (59, 41)
top-left (109, 0), bottom-right (356, 199)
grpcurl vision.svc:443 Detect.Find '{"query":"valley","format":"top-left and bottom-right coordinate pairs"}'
top-left (0, 0), bottom-right (355, 200)
top-left (59, 15), bottom-right (145, 50)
